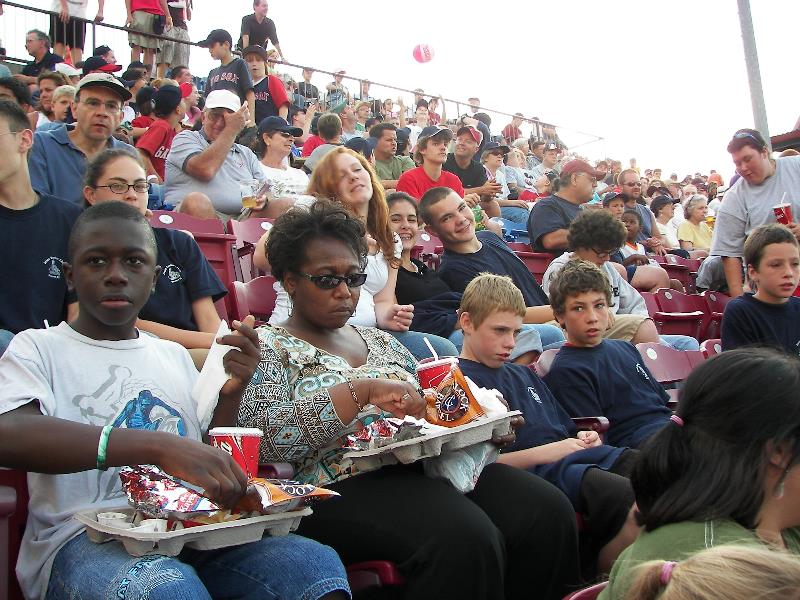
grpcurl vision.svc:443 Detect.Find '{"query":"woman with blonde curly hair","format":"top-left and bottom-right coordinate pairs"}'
top-left (254, 146), bottom-right (457, 358)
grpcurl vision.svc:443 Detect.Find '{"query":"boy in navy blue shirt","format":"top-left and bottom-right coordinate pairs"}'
top-left (543, 260), bottom-right (671, 449)
top-left (198, 29), bottom-right (256, 128)
top-left (457, 273), bottom-right (639, 574)
top-left (722, 224), bottom-right (800, 355)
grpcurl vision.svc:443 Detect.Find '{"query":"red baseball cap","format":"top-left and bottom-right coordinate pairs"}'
top-left (456, 125), bottom-right (483, 145)
top-left (560, 159), bottom-right (605, 179)
top-left (179, 82), bottom-right (194, 98)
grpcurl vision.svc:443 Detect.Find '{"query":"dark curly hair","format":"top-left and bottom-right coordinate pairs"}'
top-left (549, 258), bottom-right (612, 316)
top-left (567, 209), bottom-right (626, 251)
top-left (266, 199), bottom-right (368, 282)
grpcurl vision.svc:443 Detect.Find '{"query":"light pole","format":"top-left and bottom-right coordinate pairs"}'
top-left (737, 0), bottom-right (771, 150)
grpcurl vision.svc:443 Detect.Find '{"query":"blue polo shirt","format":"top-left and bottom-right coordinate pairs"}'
top-left (0, 193), bottom-right (81, 333)
top-left (140, 228), bottom-right (227, 331)
top-left (543, 339), bottom-right (671, 449)
top-left (527, 194), bottom-right (583, 254)
top-left (29, 125), bottom-right (135, 206)
top-left (460, 358), bottom-right (624, 509)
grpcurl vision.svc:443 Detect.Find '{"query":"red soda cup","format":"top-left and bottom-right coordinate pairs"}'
top-left (208, 427), bottom-right (263, 477)
top-left (416, 357), bottom-right (458, 390)
top-left (773, 203), bottom-right (794, 225)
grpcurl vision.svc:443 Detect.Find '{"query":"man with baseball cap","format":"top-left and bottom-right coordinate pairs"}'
top-left (326, 70), bottom-right (350, 110)
top-left (164, 89), bottom-right (266, 220)
top-left (444, 125), bottom-right (502, 205)
top-left (136, 85), bottom-right (184, 182)
top-left (81, 55), bottom-right (122, 77)
top-left (709, 128), bottom-right (800, 296)
top-left (397, 126), bottom-right (467, 202)
top-left (527, 159), bottom-right (603, 254)
top-left (529, 142), bottom-right (560, 180)
top-left (199, 29), bottom-right (255, 128)
top-left (29, 73), bottom-right (134, 206)
top-left (241, 45), bottom-right (289, 125)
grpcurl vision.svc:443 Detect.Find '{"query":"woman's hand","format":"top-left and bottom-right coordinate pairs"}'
top-left (367, 379), bottom-right (426, 419)
top-left (219, 316), bottom-right (261, 398)
top-left (155, 436), bottom-right (248, 508)
top-left (366, 234), bottom-right (379, 255)
top-left (492, 414), bottom-right (525, 448)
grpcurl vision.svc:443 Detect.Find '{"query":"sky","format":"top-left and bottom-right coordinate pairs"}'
top-left (4, 0), bottom-right (799, 182)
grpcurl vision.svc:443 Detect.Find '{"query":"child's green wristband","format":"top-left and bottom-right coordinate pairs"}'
top-left (96, 425), bottom-right (113, 471)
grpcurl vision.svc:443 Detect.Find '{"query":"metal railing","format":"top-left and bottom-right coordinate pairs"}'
top-left (0, 0), bottom-right (603, 148)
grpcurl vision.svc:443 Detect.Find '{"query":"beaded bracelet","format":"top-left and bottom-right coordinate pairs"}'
top-left (96, 425), bottom-right (113, 471)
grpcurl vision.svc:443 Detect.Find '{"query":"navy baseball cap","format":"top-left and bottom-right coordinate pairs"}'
top-left (417, 125), bottom-right (452, 144)
top-left (257, 116), bottom-right (302, 137)
top-left (198, 29), bottom-right (233, 48)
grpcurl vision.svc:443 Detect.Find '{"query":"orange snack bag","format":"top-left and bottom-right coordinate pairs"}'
top-left (424, 365), bottom-right (485, 427)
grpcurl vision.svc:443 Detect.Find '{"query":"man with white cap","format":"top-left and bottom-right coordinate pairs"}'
top-left (164, 89), bottom-right (266, 219)
top-left (29, 72), bottom-right (134, 206)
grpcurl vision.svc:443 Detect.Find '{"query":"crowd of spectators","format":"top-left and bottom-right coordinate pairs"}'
top-left (3, 3), bottom-right (800, 600)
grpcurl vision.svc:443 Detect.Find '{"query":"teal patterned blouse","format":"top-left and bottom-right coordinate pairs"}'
top-left (238, 324), bottom-right (420, 486)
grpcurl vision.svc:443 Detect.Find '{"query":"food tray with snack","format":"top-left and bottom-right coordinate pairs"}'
top-left (343, 411), bottom-right (521, 472)
top-left (75, 506), bottom-right (312, 557)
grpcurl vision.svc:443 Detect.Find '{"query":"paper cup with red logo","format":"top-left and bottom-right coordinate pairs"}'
top-left (208, 427), bottom-right (263, 476)
top-left (416, 357), bottom-right (458, 390)
top-left (773, 203), bottom-right (794, 225)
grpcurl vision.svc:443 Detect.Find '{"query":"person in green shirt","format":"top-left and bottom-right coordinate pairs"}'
top-left (601, 347), bottom-right (800, 600)
top-left (370, 122), bottom-right (415, 190)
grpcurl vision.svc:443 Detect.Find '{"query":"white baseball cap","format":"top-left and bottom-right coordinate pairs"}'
top-left (205, 89), bottom-right (241, 112)
top-left (55, 62), bottom-right (81, 77)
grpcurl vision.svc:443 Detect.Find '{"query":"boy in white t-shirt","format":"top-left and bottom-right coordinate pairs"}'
top-left (0, 202), bottom-right (349, 600)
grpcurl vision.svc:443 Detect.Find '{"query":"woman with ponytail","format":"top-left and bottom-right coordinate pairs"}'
top-left (601, 347), bottom-right (800, 599)
top-left (625, 545), bottom-right (800, 600)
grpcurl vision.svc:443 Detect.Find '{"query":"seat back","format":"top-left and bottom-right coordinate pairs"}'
top-left (228, 276), bottom-right (278, 325)
top-left (416, 230), bottom-right (443, 255)
top-left (533, 348), bottom-right (560, 377)
top-left (227, 218), bottom-right (274, 280)
top-left (640, 292), bottom-right (660, 317)
top-left (700, 338), bottom-right (723, 358)
top-left (636, 342), bottom-right (694, 385)
top-left (656, 289), bottom-right (713, 338)
top-left (563, 581), bottom-right (608, 599)
top-left (149, 210), bottom-right (226, 234)
top-left (514, 251), bottom-right (553, 284)
top-left (702, 291), bottom-right (731, 313)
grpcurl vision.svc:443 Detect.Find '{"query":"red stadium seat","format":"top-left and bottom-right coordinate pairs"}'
top-left (227, 218), bottom-right (275, 280)
top-left (149, 210), bottom-right (226, 234)
top-left (702, 291), bottom-right (730, 339)
top-left (227, 276), bottom-right (278, 325)
top-left (640, 292), bottom-right (704, 339)
top-left (416, 231), bottom-right (444, 270)
top-left (700, 338), bottom-right (722, 358)
top-left (655, 289), bottom-right (715, 340)
top-left (514, 251), bottom-right (553, 284)
top-left (563, 581), bottom-right (607, 599)
top-left (507, 242), bottom-right (532, 252)
top-left (636, 342), bottom-right (694, 385)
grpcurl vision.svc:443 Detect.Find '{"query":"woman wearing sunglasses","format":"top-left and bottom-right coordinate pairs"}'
top-left (239, 199), bottom-right (581, 600)
top-left (256, 116), bottom-right (309, 198)
top-left (254, 146), bottom-right (457, 359)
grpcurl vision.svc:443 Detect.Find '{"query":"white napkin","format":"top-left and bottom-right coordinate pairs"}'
top-left (192, 320), bottom-right (236, 431)
top-left (463, 376), bottom-right (509, 417)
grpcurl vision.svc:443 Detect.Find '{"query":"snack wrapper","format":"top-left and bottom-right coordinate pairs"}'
top-left (423, 365), bottom-right (485, 427)
top-left (119, 466), bottom-right (339, 522)
top-left (343, 416), bottom-right (446, 450)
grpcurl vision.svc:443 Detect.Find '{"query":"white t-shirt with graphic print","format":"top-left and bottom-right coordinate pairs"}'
top-left (0, 323), bottom-right (201, 600)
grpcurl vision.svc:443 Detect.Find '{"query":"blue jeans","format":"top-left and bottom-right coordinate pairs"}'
top-left (659, 334), bottom-right (700, 351)
top-left (500, 206), bottom-right (530, 225)
top-left (46, 531), bottom-right (350, 600)
top-left (390, 330), bottom-right (459, 359)
top-left (0, 329), bottom-right (13, 356)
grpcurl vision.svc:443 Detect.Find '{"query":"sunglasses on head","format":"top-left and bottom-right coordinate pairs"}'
top-left (733, 130), bottom-right (762, 144)
top-left (297, 272), bottom-right (368, 289)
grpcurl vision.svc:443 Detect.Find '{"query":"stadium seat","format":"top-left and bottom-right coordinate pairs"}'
top-left (0, 469), bottom-right (27, 600)
top-left (507, 242), bottom-right (533, 252)
top-left (654, 254), bottom-right (699, 293)
top-left (562, 581), bottom-right (608, 599)
top-left (227, 218), bottom-right (275, 281)
top-left (655, 289), bottom-right (716, 340)
top-left (700, 338), bottom-right (722, 358)
top-left (227, 276), bottom-right (278, 325)
top-left (148, 212), bottom-right (238, 316)
top-left (701, 291), bottom-right (730, 339)
top-left (416, 230), bottom-right (444, 270)
top-left (640, 292), bottom-right (705, 339)
top-left (514, 251), bottom-right (553, 284)
top-left (637, 342), bottom-right (705, 407)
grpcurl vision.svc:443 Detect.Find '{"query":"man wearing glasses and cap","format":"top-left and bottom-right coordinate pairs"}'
top-left (29, 73), bottom-right (133, 206)
top-left (710, 128), bottom-right (800, 297)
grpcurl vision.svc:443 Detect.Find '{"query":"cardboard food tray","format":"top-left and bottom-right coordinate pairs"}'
top-left (344, 411), bottom-right (521, 472)
top-left (75, 506), bottom-right (312, 557)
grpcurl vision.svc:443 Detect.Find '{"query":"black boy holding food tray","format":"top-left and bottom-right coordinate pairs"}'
top-left (0, 202), bottom-right (350, 600)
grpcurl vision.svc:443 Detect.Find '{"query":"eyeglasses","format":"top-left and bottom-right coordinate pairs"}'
top-left (733, 130), bottom-right (762, 144)
top-left (95, 182), bottom-right (150, 194)
top-left (590, 248), bottom-right (615, 259)
top-left (80, 98), bottom-right (122, 113)
top-left (274, 131), bottom-right (293, 138)
top-left (297, 272), bottom-right (368, 289)
top-left (622, 182), bottom-right (641, 187)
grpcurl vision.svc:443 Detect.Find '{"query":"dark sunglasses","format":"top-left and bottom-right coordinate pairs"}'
top-left (297, 272), bottom-right (368, 289)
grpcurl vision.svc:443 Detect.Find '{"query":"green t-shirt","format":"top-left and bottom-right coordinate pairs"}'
top-left (374, 155), bottom-right (416, 182)
top-left (600, 519), bottom-right (800, 600)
